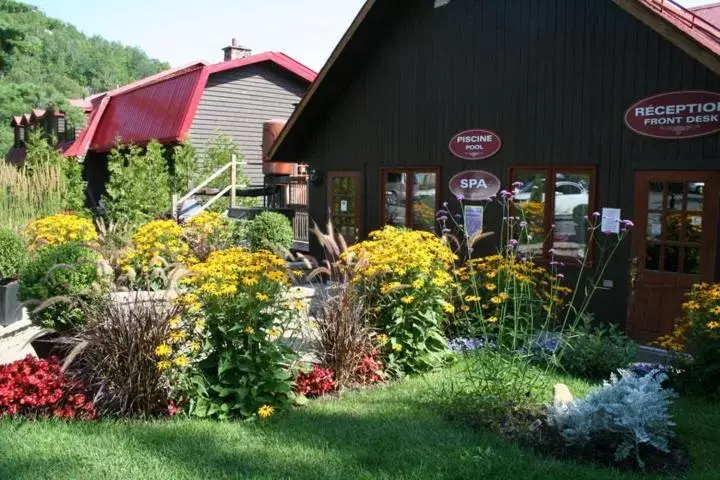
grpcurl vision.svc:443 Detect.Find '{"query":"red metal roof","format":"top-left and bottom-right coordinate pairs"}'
top-left (90, 66), bottom-right (207, 151)
top-left (690, 2), bottom-right (720, 27)
top-left (637, 0), bottom-right (720, 57)
top-left (67, 52), bottom-right (316, 157)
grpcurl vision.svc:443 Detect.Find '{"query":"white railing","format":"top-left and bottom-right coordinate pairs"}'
top-left (172, 155), bottom-right (238, 220)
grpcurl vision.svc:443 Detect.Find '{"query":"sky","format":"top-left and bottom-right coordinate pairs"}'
top-left (22, 0), bottom-right (366, 72)
top-left (21, 0), bottom-right (714, 73)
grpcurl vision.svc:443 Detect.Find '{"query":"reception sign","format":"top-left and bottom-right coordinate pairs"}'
top-left (448, 129), bottom-right (502, 160)
top-left (448, 170), bottom-right (502, 201)
top-left (625, 91), bottom-right (720, 139)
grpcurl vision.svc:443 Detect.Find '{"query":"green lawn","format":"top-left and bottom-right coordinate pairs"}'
top-left (0, 368), bottom-right (718, 480)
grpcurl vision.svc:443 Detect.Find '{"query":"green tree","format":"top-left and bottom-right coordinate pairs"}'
top-left (0, 0), bottom-right (168, 154)
top-left (104, 141), bottom-right (171, 225)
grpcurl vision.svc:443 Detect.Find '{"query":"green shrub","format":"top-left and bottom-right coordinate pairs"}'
top-left (560, 316), bottom-right (637, 381)
top-left (0, 228), bottom-right (27, 283)
top-left (19, 243), bottom-right (102, 331)
top-left (246, 212), bottom-right (293, 252)
top-left (104, 141), bottom-right (172, 225)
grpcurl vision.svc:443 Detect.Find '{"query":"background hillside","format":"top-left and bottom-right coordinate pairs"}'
top-left (0, 0), bottom-right (169, 154)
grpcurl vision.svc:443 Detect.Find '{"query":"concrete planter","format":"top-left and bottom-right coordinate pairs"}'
top-left (0, 281), bottom-right (22, 327)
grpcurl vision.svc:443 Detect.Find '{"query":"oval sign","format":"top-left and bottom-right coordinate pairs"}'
top-left (448, 170), bottom-right (502, 201)
top-left (449, 129), bottom-right (502, 160)
top-left (625, 91), bottom-right (720, 140)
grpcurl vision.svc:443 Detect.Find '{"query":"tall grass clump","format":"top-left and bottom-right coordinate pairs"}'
top-left (0, 162), bottom-right (66, 230)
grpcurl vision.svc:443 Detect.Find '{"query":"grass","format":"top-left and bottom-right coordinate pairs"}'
top-left (0, 366), bottom-right (717, 480)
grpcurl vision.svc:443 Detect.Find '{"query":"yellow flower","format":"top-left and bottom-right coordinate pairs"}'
top-left (154, 343), bottom-right (172, 357)
top-left (156, 360), bottom-right (171, 371)
top-left (173, 355), bottom-right (189, 367)
top-left (486, 316), bottom-right (498, 323)
top-left (292, 270), bottom-right (305, 277)
top-left (392, 344), bottom-right (403, 352)
top-left (400, 295), bottom-right (415, 305)
top-left (499, 292), bottom-right (510, 301)
top-left (484, 283), bottom-right (497, 291)
top-left (683, 300), bottom-right (700, 311)
top-left (461, 305), bottom-right (471, 312)
top-left (486, 271), bottom-right (497, 279)
top-left (190, 341), bottom-right (201, 352)
top-left (258, 404), bottom-right (274, 419)
top-left (442, 303), bottom-right (455, 314)
top-left (268, 327), bottom-right (282, 339)
top-left (412, 279), bottom-right (425, 289)
top-left (255, 293), bottom-right (269, 301)
top-left (168, 316), bottom-right (182, 329)
top-left (380, 282), bottom-right (403, 295)
top-left (465, 295), bottom-right (481, 303)
top-left (376, 333), bottom-right (389, 344)
top-left (490, 296), bottom-right (503, 305)
top-left (711, 306), bottom-right (720, 315)
top-left (169, 330), bottom-right (187, 343)
top-left (194, 320), bottom-right (206, 330)
top-left (707, 321), bottom-right (720, 330)
top-left (242, 276), bottom-right (259, 287)
top-left (244, 326), bottom-right (255, 335)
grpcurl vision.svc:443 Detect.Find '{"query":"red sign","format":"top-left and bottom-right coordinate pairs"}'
top-left (448, 170), bottom-right (502, 201)
top-left (625, 91), bottom-right (720, 140)
top-left (448, 129), bottom-right (502, 160)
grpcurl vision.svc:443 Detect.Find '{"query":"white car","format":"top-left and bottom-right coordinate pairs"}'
top-left (514, 181), bottom-right (589, 218)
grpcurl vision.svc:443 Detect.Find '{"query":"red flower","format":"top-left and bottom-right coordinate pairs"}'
top-left (294, 365), bottom-right (337, 397)
top-left (0, 355), bottom-right (97, 420)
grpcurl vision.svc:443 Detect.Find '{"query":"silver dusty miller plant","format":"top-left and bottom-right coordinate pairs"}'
top-left (547, 369), bottom-right (677, 469)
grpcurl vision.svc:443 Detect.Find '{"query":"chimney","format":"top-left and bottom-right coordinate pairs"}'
top-left (222, 38), bottom-right (252, 61)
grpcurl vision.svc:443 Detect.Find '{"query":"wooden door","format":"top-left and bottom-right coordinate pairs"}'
top-left (327, 171), bottom-right (363, 245)
top-left (627, 171), bottom-right (719, 344)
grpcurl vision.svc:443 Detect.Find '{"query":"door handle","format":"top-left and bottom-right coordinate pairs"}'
top-left (630, 257), bottom-right (639, 290)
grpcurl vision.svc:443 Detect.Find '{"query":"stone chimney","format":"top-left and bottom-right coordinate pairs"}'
top-left (222, 38), bottom-right (252, 61)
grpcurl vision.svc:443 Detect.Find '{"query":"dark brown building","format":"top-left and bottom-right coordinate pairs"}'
top-left (271, 0), bottom-right (720, 344)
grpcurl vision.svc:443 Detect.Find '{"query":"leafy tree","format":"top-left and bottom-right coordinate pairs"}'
top-left (23, 129), bottom-right (86, 212)
top-left (0, 0), bottom-right (168, 154)
top-left (104, 141), bottom-right (172, 225)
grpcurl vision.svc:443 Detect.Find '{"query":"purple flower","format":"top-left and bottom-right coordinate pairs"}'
top-left (557, 273), bottom-right (565, 279)
top-left (512, 181), bottom-right (524, 188)
top-left (622, 219), bottom-right (635, 228)
top-left (519, 221), bottom-right (528, 228)
top-left (455, 214), bottom-right (463, 220)
top-left (549, 261), bottom-right (559, 266)
top-left (499, 190), bottom-right (512, 198)
top-left (592, 211), bottom-right (601, 217)
top-left (509, 239), bottom-right (518, 247)
top-left (548, 248), bottom-right (556, 255)
top-left (437, 215), bottom-right (448, 222)
top-left (443, 202), bottom-right (449, 208)
top-left (455, 194), bottom-right (465, 201)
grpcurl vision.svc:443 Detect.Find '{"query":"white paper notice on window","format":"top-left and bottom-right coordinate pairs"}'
top-left (601, 208), bottom-right (621, 234)
top-left (340, 200), bottom-right (348, 213)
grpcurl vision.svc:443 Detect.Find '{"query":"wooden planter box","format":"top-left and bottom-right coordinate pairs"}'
top-left (0, 280), bottom-right (22, 327)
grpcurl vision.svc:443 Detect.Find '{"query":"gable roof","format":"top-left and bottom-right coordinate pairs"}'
top-left (270, 0), bottom-right (720, 161)
top-left (66, 52), bottom-right (316, 157)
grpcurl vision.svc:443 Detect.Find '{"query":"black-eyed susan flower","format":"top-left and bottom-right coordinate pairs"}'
top-left (258, 404), bottom-right (274, 419)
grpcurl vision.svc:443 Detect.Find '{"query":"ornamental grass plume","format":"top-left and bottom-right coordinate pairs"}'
top-left (62, 292), bottom-right (185, 418)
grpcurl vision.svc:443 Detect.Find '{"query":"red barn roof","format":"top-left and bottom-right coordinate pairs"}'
top-left (65, 52), bottom-right (316, 157)
top-left (690, 2), bottom-right (720, 27)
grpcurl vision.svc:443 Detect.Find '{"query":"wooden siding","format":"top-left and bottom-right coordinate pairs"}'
top-left (290, 0), bottom-right (720, 327)
top-left (188, 64), bottom-right (306, 186)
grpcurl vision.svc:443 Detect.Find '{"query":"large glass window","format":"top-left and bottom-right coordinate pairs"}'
top-left (511, 167), bottom-right (594, 261)
top-left (383, 169), bottom-right (439, 232)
